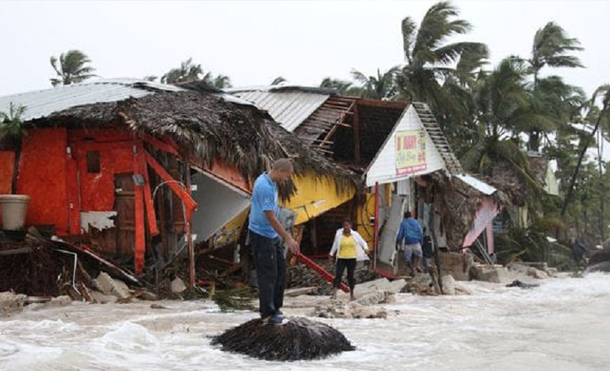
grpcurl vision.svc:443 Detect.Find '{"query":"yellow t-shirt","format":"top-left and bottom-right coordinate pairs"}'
top-left (338, 235), bottom-right (357, 259)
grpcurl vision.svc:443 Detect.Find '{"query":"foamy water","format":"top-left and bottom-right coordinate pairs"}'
top-left (1, 273), bottom-right (609, 371)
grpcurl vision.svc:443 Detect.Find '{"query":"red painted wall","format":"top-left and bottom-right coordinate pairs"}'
top-left (0, 151), bottom-right (15, 226)
top-left (17, 128), bottom-right (69, 234)
top-left (69, 129), bottom-right (135, 212)
top-left (0, 151), bottom-right (14, 194)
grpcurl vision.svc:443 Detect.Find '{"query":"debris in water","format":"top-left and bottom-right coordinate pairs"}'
top-left (211, 317), bottom-right (355, 361)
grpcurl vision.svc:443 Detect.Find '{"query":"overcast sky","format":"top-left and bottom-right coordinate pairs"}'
top-left (0, 0), bottom-right (608, 97)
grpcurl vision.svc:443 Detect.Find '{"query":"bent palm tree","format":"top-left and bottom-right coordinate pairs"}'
top-left (527, 22), bottom-right (583, 84)
top-left (395, 1), bottom-right (488, 137)
top-left (319, 78), bottom-right (362, 96)
top-left (161, 58), bottom-right (203, 84)
top-left (350, 67), bottom-right (399, 99)
top-left (50, 50), bottom-right (96, 86)
top-left (213, 74), bottom-right (232, 89)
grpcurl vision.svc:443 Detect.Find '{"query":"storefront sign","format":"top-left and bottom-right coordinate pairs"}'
top-left (395, 130), bottom-right (426, 175)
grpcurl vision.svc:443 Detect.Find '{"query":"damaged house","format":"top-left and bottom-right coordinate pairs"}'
top-left (231, 85), bottom-right (513, 276)
top-left (0, 79), bottom-right (357, 296)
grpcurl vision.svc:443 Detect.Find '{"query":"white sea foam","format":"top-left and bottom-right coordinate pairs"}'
top-left (0, 274), bottom-right (609, 370)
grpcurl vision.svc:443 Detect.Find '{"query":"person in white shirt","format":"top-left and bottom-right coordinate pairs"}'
top-left (329, 219), bottom-right (369, 301)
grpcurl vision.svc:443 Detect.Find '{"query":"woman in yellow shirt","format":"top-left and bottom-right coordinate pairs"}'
top-left (329, 219), bottom-right (369, 301)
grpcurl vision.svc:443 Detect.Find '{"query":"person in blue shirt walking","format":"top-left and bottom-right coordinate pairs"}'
top-left (249, 158), bottom-right (300, 325)
top-left (396, 211), bottom-right (423, 276)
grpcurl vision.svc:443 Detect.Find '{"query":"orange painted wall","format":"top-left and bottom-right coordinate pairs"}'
top-left (17, 128), bottom-right (69, 234)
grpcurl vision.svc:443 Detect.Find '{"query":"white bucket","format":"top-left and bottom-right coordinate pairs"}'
top-left (0, 195), bottom-right (31, 230)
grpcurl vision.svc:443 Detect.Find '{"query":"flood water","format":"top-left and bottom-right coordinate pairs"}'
top-left (1, 273), bottom-right (609, 371)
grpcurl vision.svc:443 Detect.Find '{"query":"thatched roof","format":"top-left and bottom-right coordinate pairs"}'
top-left (35, 91), bottom-right (359, 198)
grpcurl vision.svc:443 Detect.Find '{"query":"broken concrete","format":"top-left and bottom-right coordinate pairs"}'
top-left (354, 278), bottom-right (407, 296)
top-left (403, 274), bottom-right (438, 296)
top-left (90, 290), bottom-right (119, 304)
top-left (171, 277), bottom-right (187, 294)
top-left (47, 295), bottom-right (72, 307)
top-left (441, 275), bottom-right (457, 295)
top-left (92, 272), bottom-right (131, 300)
top-left (0, 291), bottom-right (26, 317)
top-left (470, 264), bottom-right (511, 284)
top-left (313, 301), bottom-right (387, 319)
top-left (439, 252), bottom-right (474, 281)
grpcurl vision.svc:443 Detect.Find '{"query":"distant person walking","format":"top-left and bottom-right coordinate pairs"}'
top-left (249, 159), bottom-right (300, 325)
top-left (396, 211), bottom-right (423, 275)
top-left (329, 219), bottom-right (369, 301)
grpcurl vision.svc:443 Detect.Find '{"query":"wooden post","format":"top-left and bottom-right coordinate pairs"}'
top-left (353, 103), bottom-right (361, 164)
top-left (373, 182), bottom-right (379, 271)
top-left (133, 144), bottom-right (146, 275)
top-left (184, 156), bottom-right (195, 290)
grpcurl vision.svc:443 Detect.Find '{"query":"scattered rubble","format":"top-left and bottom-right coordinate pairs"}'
top-left (93, 272), bottom-right (131, 300)
top-left (170, 277), bottom-right (187, 293)
top-left (441, 275), bottom-right (457, 295)
top-left (0, 291), bottom-right (26, 317)
top-left (313, 301), bottom-right (388, 319)
top-left (470, 264), bottom-right (511, 284)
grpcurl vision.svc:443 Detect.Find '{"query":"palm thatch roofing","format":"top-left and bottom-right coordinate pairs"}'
top-left (33, 90), bottom-right (360, 199)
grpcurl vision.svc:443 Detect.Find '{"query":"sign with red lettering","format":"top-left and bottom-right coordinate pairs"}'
top-left (395, 130), bottom-right (426, 175)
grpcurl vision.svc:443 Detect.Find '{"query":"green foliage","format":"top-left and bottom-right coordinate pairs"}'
top-left (50, 50), bottom-right (96, 86)
top-left (0, 102), bottom-right (27, 140)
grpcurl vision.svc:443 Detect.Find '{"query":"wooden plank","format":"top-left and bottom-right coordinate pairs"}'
top-left (354, 103), bottom-right (361, 164)
top-left (138, 148), bottom-right (159, 236)
top-left (144, 150), bottom-right (197, 219)
top-left (133, 148), bottom-right (146, 276)
top-left (139, 133), bottom-right (181, 158)
top-left (65, 147), bottom-right (81, 235)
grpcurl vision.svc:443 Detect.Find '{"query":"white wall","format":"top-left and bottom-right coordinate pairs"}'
top-left (190, 170), bottom-right (251, 244)
top-left (366, 106), bottom-right (446, 187)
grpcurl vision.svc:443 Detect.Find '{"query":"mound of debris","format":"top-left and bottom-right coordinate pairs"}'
top-left (211, 317), bottom-right (355, 361)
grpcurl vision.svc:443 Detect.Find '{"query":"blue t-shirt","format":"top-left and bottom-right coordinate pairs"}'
top-left (396, 218), bottom-right (423, 245)
top-left (248, 173), bottom-right (279, 238)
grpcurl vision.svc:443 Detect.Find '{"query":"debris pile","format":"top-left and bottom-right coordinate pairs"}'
top-left (211, 317), bottom-right (355, 361)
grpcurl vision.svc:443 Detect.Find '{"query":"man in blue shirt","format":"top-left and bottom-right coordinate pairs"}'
top-left (249, 158), bottom-right (300, 325)
top-left (396, 211), bottom-right (423, 276)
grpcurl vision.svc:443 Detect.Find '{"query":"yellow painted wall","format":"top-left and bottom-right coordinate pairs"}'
top-left (210, 208), bottom-right (250, 247)
top-left (282, 174), bottom-right (356, 225)
top-left (211, 173), bottom-right (356, 247)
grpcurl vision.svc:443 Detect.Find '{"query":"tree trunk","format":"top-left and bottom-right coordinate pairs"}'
top-left (561, 100), bottom-right (609, 217)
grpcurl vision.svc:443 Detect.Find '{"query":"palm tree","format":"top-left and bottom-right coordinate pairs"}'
top-left (526, 22), bottom-right (583, 84)
top-left (395, 2), bottom-right (488, 105)
top-left (50, 50), bottom-right (96, 86)
top-left (161, 58), bottom-right (203, 84)
top-left (319, 78), bottom-right (362, 96)
top-left (461, 58), bottom-right (545, 198)
top-left (350, 67), bottom-right (399, 99)
top-left (212, 74), bottom-right (232, 89)
top-left (0, 103), bottom-right (27, 194)
top-left (561, 85), bottom-right (610, 217)
top-left (271, 76), bottom-right (287, 85)
top-left (520, 22), bottom-right (584, 151)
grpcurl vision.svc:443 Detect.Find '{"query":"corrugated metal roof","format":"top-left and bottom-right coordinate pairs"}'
top-left (455, 173), bottom-right (497, 195)
top-left (232, 89), bottom-right (330, 132)
top-left (0, 78), bottom-right (184, 122)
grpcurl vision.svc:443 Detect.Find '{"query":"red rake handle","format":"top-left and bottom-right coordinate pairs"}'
top-left (296, 253), bottom-right (349, 293)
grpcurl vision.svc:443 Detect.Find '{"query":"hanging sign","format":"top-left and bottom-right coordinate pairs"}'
top-left (395, 129), bottom-right (426, 175)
